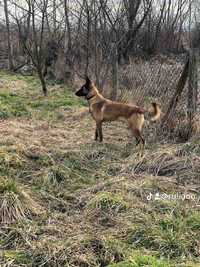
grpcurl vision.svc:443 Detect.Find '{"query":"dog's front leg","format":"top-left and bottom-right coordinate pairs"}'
top-left (97, 122), bottom-right (103, 142)
top-left (135, 137), bottom-right (140, 146)
top-left (94, 127), bottom-right (99, 141)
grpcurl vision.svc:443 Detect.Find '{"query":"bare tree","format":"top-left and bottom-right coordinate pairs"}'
top-left (122, 0), bottom-right (153, 58)
top-left (11, 0), bottom-right (49, 95)
top-left (3, 0), bottom-right (14, 70)
top-left (0, 0), bottom-right (197, 98)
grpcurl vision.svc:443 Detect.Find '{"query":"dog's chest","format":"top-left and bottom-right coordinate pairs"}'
top-left (89, 102), bottom-right (105, 120)
top-left (89, 106), bottom-right (96, 119)
top-left (89, 105), bottom-right (95, 114)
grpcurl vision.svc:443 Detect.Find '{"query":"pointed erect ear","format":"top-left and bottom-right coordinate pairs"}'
top-left (85, 76), bottom-right (91, 86)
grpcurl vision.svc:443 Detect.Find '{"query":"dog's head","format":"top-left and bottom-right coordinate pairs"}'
top-left (75, 77), bottom-right (92, 97)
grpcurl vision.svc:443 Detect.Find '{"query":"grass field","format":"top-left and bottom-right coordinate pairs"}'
top-left (0, 71), bottom-right (200, 267)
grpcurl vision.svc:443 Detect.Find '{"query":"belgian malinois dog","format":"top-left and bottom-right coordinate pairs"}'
top-left (75, 77), bottom-right (161, 155)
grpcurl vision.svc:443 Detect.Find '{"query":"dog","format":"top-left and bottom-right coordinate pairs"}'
top-left (75, 77), bottom-right (161, 155)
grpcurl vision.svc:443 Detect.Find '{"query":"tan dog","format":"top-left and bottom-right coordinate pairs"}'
top-left (75, 77), bottom-right (161, 154)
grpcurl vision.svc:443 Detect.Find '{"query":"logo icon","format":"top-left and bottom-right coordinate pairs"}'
top-left (147, 193), bottom-right (153, 201)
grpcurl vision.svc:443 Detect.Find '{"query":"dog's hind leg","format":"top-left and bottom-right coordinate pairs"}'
top-left (139, 133), bottom-right (145, 156)
top-left (137, 130), bottom-right (145, 156)
top-left (131, 128), bottom-right (145, 156)
top-left (128, 114), bottom-right (145, 156)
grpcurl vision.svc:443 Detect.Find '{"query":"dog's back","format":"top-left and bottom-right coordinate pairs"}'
top-left (101, 101), bottom-right (144, 121)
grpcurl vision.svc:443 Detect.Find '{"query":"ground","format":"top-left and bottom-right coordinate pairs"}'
top-left (0, 70), bottom-right (200, 267)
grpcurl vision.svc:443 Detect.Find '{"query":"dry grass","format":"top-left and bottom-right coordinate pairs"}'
top-left (0, 178), bottom-right (43, 224)
top-left (0, 71), bottom-right (200, 267)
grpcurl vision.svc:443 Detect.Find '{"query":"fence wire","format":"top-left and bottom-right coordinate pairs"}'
top-left (116, 55), bottom-right (189, 123)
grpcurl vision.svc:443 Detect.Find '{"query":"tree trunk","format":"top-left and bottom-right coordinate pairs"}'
top-left (53, 0), bottom-right (57, 32)
top-left (38, 68), bottom-right (48, 96)
top-left (64, 0), bottom-right (74, 84)
top-left (110, 42), bottom-right (118, 100)
top-left (3, 0), bottom-right (14, 70)
top-left (85, 1), bottom-right (90, 76)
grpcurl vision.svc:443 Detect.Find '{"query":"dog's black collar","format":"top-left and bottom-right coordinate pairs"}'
top-left (86, 95), bottom-right (95, 100)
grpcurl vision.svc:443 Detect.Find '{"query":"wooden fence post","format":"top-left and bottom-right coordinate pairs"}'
top-left (161, 55), bottom-right (189, 126)
top-left (188, 48), bottom-right (198, 136)
top-left (196, 50), bottom-right (200, 117)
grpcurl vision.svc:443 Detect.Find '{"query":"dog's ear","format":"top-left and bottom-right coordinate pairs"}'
top-left (85, 76), bottom-right (91, 86)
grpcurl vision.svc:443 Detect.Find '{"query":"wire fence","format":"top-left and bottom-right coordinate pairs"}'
top-left (117, 55), bottom-right (187, 112)
top-left (103, 51), bottom-right (200, 138)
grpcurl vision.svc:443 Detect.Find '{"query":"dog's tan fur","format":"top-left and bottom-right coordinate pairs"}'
top-left (75, 77), bottom-right (161, 155)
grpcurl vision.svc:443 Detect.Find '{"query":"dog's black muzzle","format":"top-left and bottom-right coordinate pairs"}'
top-left (75, 91), bottom-right (83, 97)
top-left (75, 86), bottom-right (88, 97)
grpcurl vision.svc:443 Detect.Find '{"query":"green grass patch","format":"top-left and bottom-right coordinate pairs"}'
top-left (128, 209), bottom-right (200, 259)
top-left (0, 71), bottom-right (84, 121)
top-left (0, 148), bottom-right (25, 177)
top-left (80, 237), bottom-right (126, 266)
top-left (88, 192), bottom-right (128, 212)
top-left (108, 254), bottom-right (171, 267)
top-left (181, 142), bottom-right (200, 155)
top-left (0, 92), bottom-right (30, 118)
top-left (0, 178), bottom-right (18, 194)
top-left (3, 250), bottom-right (32, 265)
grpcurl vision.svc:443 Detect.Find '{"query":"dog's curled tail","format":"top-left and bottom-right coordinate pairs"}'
top-left (148, 102), bottom-right (161, 122)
